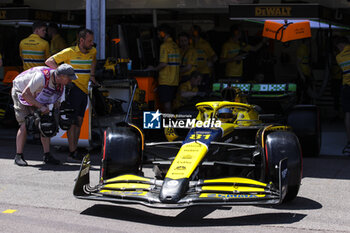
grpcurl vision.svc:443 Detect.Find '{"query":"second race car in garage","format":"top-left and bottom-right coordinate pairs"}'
top-left (74, 101), bottom-right (302, 208)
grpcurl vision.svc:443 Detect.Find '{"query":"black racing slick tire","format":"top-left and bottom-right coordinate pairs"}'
top-left (101, 125), bottom-right (143, 180)
top-left (265, 131), bottom-right (302, 202)
top-left (287, 105), bottom-right (321, 157)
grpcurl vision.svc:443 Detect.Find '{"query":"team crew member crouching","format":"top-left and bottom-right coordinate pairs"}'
top-left (11, 64), bottom-right (77, 166)
top-left (45, 28), bottom-right (97, 161)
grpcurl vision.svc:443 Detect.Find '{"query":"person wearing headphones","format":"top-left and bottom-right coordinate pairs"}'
top-left (190, 25), bottom-right (217, 93)
top-left (147, 24), bottom-right (180, 113)
top-left (220, 25), bottom-right (266, 81)
top-left (11, 64), bottom-right (77, 166)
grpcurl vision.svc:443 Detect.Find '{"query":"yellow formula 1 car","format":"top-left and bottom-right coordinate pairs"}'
top-left (74, 101), bottom-right (302, 208)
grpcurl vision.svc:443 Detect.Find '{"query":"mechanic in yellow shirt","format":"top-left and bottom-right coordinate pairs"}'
top-left (45, 28), bottom-right (97, 161)
top-left (173, 71), bottom-right (204, 111)
top-left (191, 25), bottom-right (217, 93)
top-left (48, 23), bottom-right (67, 55)
top-left (335, 36), bottom-right (350, 156)
top-left (0, 53), bottom-right (2, 68)
top-left (148, 24), bottom-right (180, 113)
top-left (19, 21), bottom-right (50, 71)
top-left (220, 25), bottom-right (266, 81)
top-left (178, 32), bottom-right (198, 83)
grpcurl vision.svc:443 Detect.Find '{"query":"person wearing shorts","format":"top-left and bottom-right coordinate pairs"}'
top-left (11, 64), bottom-right (76, 166)
top-left (45, 28), bottom-right (97, 161)
top-left (66, 83), bottom-right (87, 123)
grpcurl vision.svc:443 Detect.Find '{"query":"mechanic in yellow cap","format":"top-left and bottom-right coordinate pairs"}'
top-left (48, 23), bottom-right (67, 55)
top-left (173, 71), bottom-right (204, 111)
top-left (335, 36), bottom-right (350, 156)
top-left (19, 21), bottom-right (50, 71)
top-left (220, 25), bottom-right (266, 82)
top-left (178, 32), bottom-right (198, 84)
top-left (147, 24), bottom-right (180, 113)
top-left (191, 25), bottom-right (217, 93)
top-left (45, 28), bottom-right (98, 162)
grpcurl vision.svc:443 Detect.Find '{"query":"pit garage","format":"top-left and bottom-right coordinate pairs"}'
top-left (0, 0), bottom-right (349, 156)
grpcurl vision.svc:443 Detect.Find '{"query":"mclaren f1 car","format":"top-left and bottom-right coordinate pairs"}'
top-left (74, 101), bottom-right (302, 208)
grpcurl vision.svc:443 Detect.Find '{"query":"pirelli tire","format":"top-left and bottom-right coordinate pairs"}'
top-left (265, 131), bottom-right (302, 202)
top-left (101, 125), bottom-right (143, 180)
top-left (287, 105), bottom-right (321, 157)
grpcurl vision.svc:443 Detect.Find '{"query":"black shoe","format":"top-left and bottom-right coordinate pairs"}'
top-left (43, 153), bottom-right (60, 165)
top-left (67, 150), bottom-right (82, 163)
top-left (14, 154), bottom-right (28, 166)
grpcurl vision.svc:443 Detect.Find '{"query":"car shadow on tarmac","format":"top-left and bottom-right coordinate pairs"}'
top-left (257, 197), bottom-right (322, 210)
top-left (81, 204), bottom-right (306, 227)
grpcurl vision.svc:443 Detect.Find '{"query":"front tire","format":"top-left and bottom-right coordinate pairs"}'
top-left (265, 131), bottom-right (302, 202)
top-left (101, 125), bottom-right (143, 180)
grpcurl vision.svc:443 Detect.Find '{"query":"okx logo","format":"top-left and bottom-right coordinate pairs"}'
top-left (143, 110), bottom-right (161, 129)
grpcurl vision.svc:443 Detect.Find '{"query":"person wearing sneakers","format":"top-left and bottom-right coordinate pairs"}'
top-left (335, 36), bottom-right (350, 156)
top-left (45, 28), bottom-right (97, 162)
top-left (11, 64), bottom-right (77, 166)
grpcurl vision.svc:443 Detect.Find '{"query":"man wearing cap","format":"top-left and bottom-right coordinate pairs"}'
top-left (11, 64), bottom-right (77, 166)
top-left (45, 28), bottom-right (97, 162)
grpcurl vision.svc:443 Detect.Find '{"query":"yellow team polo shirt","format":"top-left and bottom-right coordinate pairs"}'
top-left (173, 80), bottom-right (198, 109)
top-left (221, 39), bottom-right (250, 77)
top-left (336, 45), bottom-right (350, 86)
top-left (296, 43), bottom-right (311, 77)
top-left (181, 47), bottom-right (197, 77)
top-left (19, 34), bottom-right (50, 70)
top-left (52, 45), bottom-right (97, 94)
top-left (50, 34), bottom-right (67, 55)
top-left (159, 37), bottom-right (180, 86)
top-left (193, 37), bottom-right (216, 75)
